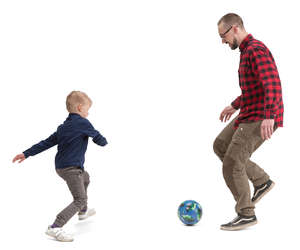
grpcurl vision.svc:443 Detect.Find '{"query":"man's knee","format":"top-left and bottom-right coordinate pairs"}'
top-left (213, 138), bottom-right (228, 160)
top-left (223, 154), bottom-right (246, 179)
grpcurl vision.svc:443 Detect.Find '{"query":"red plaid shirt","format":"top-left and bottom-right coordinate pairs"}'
top-left (231, 34), bottom-right (284, 129)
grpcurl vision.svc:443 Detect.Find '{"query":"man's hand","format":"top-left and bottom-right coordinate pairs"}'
top-left (12, 153), bottom-right (26, 163)
top-left (261, 119), bottom-right (275, 140)
top-left (220, 105), bottom-right (237, 122)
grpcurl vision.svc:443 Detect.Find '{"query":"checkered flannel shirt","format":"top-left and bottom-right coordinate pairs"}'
top-left (231, 34), bottom-right (284, 129)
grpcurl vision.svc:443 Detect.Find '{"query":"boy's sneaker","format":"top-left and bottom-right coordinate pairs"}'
top-left (252, 180), bottom-right (275, 205)
top-left (78, 208), bottom-right (96, 220)
top-left (46, 226), bottom-right (74, 242)
top-left (220, 214), bottom-right (257, 231)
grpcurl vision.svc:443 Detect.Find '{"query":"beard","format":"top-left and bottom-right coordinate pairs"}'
top-left (230, 38), bottom-right (238, 50)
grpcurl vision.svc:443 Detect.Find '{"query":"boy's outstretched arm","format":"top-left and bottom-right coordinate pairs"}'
top-left (15, 132), bottom-right (58, 162)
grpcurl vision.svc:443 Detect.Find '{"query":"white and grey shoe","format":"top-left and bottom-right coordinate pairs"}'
top-left (220, 214), bottom-right (257, 231)
top-left (46, 226), bottom-right (74, 242)
top-left (78, 208), bottom-right (96, 220)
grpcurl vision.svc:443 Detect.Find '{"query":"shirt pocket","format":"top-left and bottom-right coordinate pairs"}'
top-left (239, 64), bottom-right (256, 91)
top-left (239, 63), bottom-right (250, 84)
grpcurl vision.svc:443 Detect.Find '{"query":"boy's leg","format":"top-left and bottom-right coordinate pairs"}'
top-left (78, 170), bottom-right (96, 220)
top-left (83, 170), bottom-right (90, 192)
top-left (80, 170), bottom-right (90, 212)
top-left (53, 167), bottom-right (87, 227)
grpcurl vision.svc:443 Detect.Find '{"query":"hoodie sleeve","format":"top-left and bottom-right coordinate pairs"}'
top-left (23, 132), bottom-right (58, 158)
top-left (80, 119), bottom-right (108, 146)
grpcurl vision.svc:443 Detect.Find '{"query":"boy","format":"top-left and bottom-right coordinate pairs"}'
top-left (12, 91), bottom-right (107, 242)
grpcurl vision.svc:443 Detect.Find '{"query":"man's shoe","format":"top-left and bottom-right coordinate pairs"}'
top-left (252, 180), bottom-right (275, 205)
top-left (220, 214), bottom-right (257, 231)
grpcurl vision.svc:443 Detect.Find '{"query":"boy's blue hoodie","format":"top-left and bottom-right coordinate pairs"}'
top-left (23, 113), bottom-right (107, 169)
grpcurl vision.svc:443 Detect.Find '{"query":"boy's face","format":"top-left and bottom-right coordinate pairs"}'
top-left (77, 102), bottom-right (91, 118)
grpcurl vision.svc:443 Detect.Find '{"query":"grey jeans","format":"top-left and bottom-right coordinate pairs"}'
top-left (213, 116), bottom-right (276, 216)
top-left (53, 166), bottom-right (90, 227)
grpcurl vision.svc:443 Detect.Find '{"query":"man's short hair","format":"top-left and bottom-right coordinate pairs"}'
top-left (218, 13), bottom-right (244, 29)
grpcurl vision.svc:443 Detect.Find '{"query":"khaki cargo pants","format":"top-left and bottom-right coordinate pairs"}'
top-left (213, 116), bottom-right (275, 216)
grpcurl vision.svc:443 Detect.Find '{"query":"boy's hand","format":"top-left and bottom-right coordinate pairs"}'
top-left (13, 153), bottom-right (26, 163)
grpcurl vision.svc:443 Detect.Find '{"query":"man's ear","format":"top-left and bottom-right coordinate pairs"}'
top-left (233, 25), bottom-right (239, 34)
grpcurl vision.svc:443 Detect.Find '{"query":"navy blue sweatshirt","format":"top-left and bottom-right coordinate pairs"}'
top-left (23, 113), bottom-right (107, 169)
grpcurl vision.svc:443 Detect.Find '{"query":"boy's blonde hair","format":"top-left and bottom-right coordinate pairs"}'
top-left (66, 91), bottom-right (92, 113)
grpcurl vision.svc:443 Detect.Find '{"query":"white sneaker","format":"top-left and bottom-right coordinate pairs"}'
top-left (46, 226), bottom-right (74, 242)
top-left (78, 208), bottom-right (96, 220)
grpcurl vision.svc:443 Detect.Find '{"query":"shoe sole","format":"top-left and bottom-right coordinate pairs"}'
top-left (252, 182), bottom-right (275, 205)
top-left (220, 221), bottom-right (258, 231)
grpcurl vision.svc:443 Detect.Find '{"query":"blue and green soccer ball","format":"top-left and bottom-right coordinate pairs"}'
top-left (178, 200), bottom-right (202, 225)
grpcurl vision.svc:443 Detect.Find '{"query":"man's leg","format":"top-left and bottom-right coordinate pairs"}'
top-left (213, 117), bottom-right (269, 188)
top-left (222, 121), bottom-right (265, 216)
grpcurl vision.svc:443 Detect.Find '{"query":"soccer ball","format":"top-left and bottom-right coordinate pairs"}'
top-left (178, 200), bottom-right (202, 225)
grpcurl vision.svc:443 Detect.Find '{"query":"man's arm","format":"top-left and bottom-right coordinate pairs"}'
top-left (250, 47), bottom-right (281, 120)
top-left (250, 47), bottom-right (282, 139)
top-left (231, 95), bottom-right (241, 110)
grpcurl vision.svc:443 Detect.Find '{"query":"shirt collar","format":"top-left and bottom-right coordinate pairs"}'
top-left (69, 113), bottom-right (81, 117)
top-left (239, 34), bottom-right (254, 52)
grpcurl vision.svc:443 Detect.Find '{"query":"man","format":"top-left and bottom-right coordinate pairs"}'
top-left (214, 13), bottom-right (284, 231)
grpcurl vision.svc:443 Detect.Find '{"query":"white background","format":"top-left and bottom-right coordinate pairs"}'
top-left (1, 0), bottom-right (299, 249)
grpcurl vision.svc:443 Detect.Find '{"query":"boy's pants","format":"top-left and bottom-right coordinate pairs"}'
top-left (53, 166), bottom-right (90, 227)
top-left (213, 116), bottom-right (276, 216)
